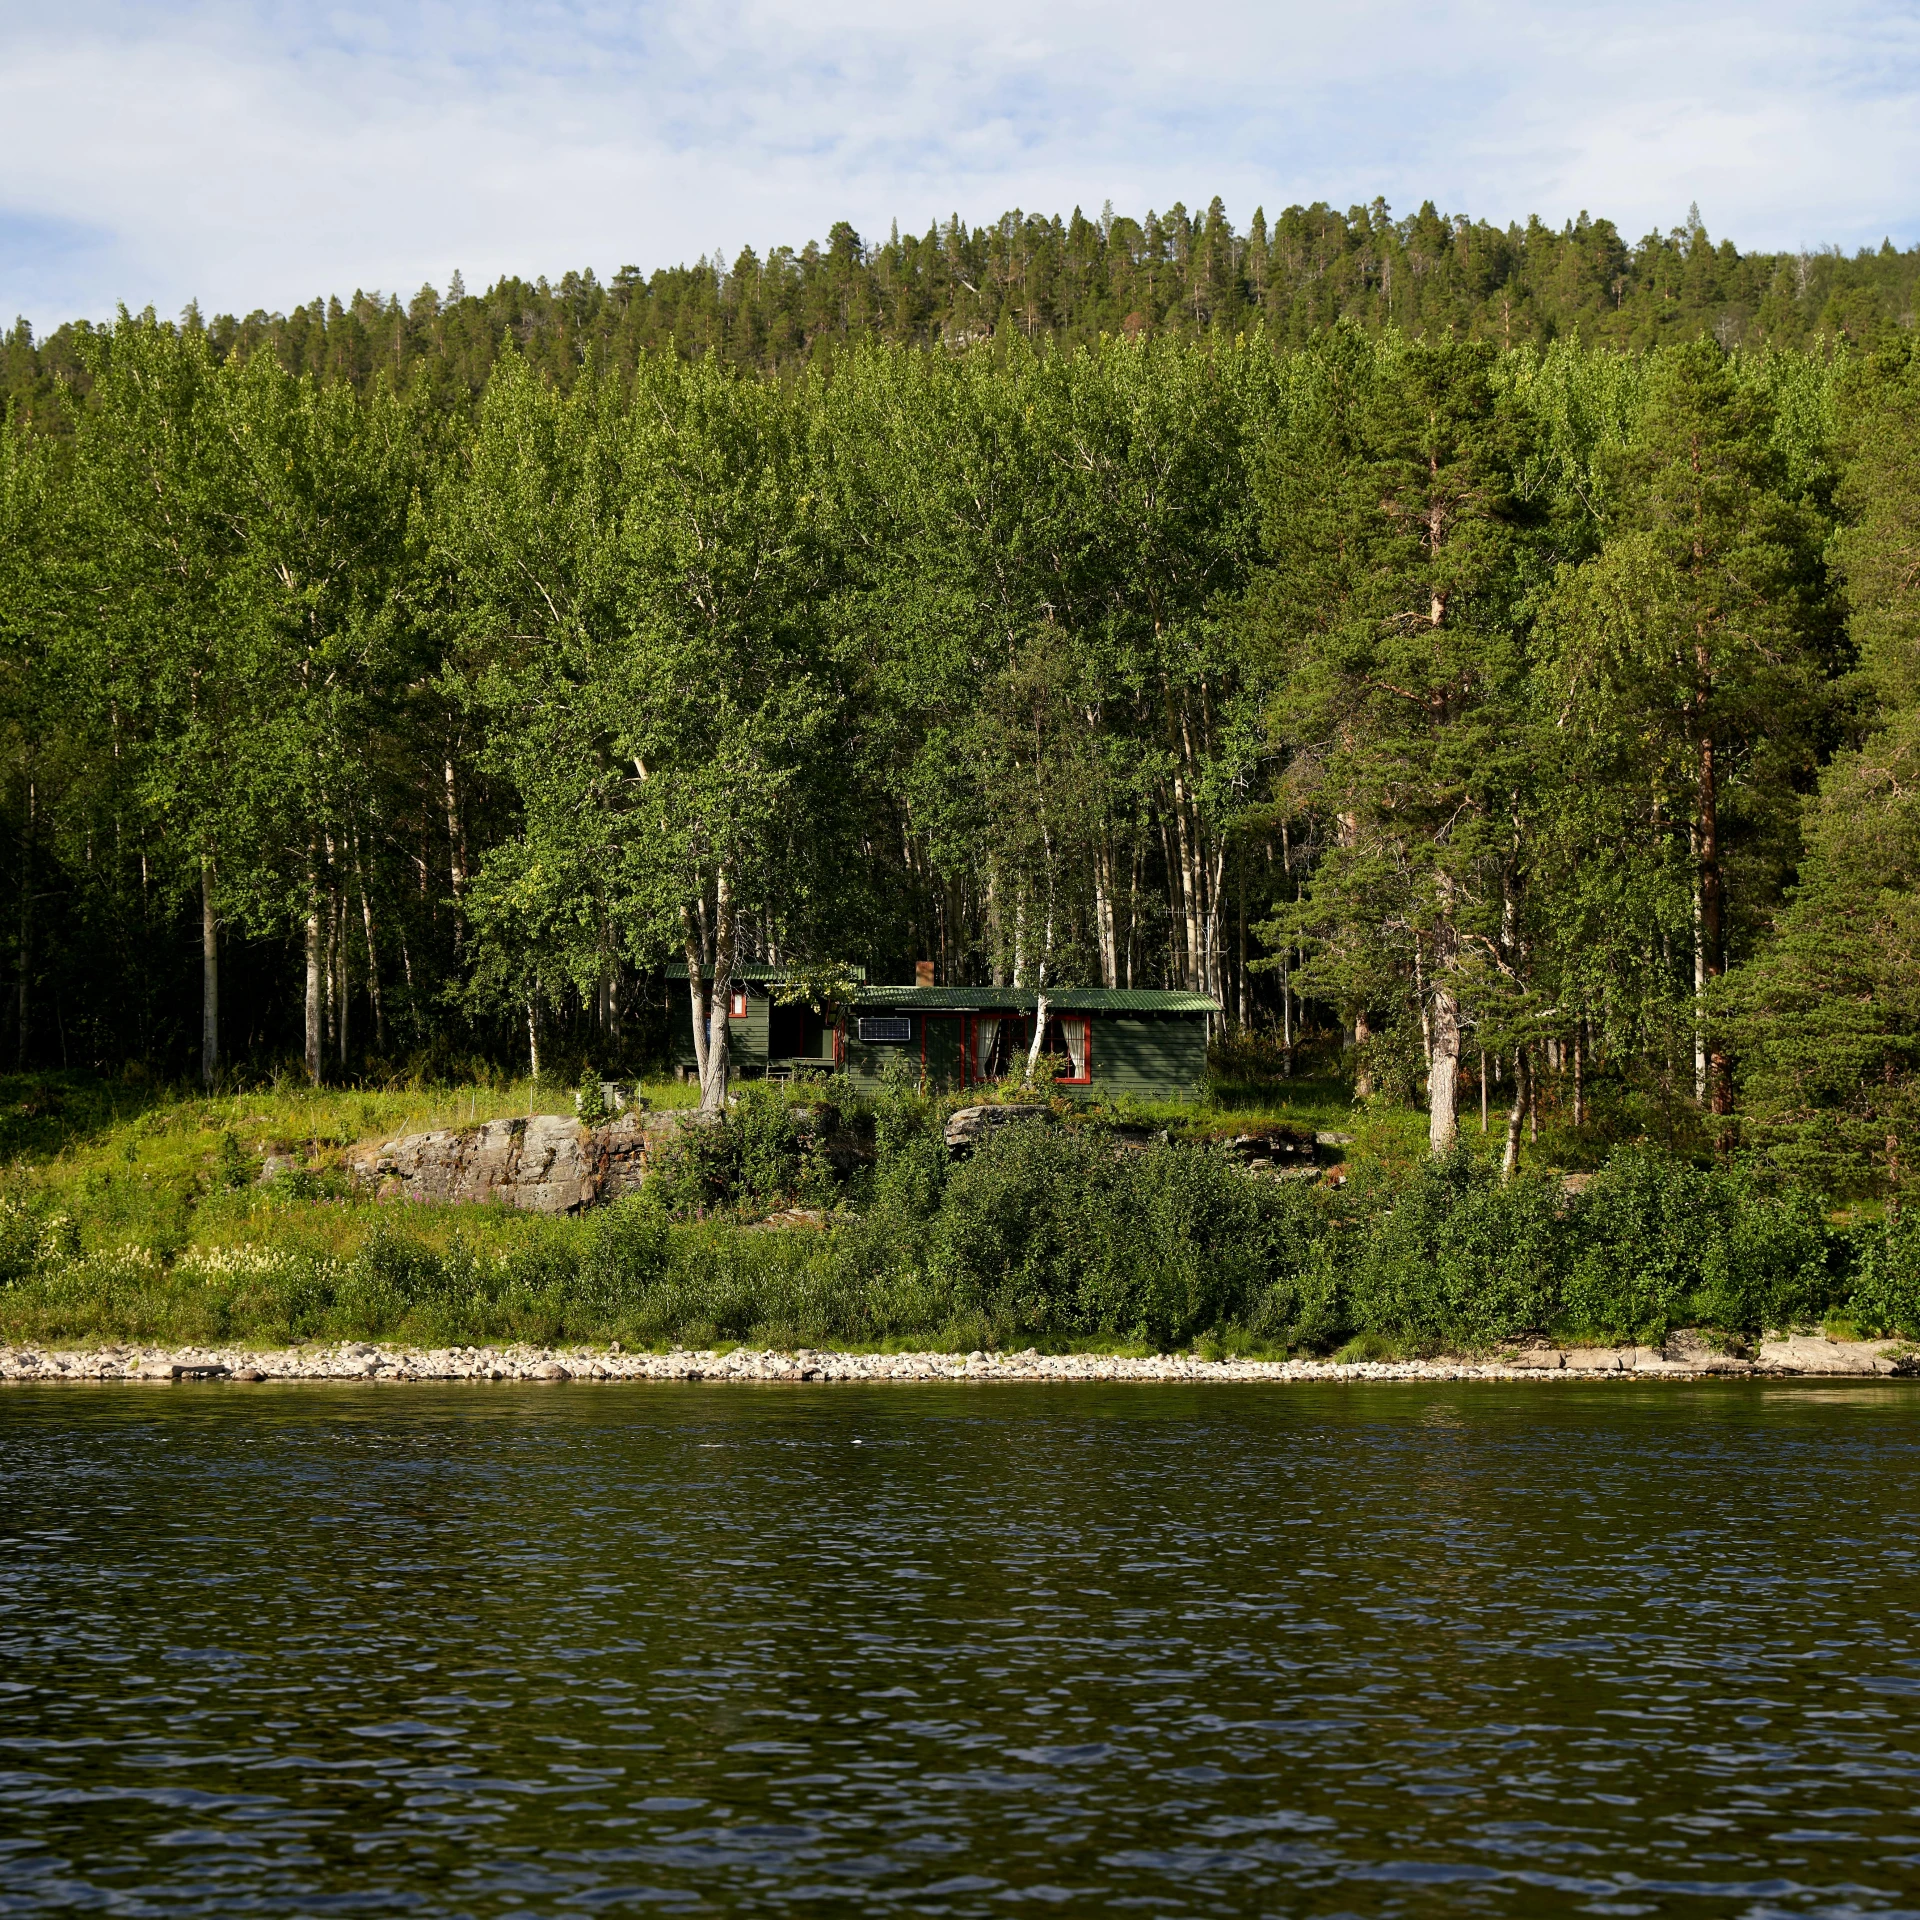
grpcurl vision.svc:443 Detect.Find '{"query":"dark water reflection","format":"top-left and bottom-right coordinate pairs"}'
top-left (4, 1382), bottom-right (1920, 1917)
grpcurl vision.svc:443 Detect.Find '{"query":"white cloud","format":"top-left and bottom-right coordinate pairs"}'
top-left (2, 0), bottom-right (1917, 330)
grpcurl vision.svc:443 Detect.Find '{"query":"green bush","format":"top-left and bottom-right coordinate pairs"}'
top-left (1346, 1150), bottom-right (1569, 1348)
top-left (924, 1124), bottom-right (1330, 1349)
top-left (1567, 1147), bottom-right (1839, 1337)
top-left (1849, 1210), bottom-right (1920, 1337)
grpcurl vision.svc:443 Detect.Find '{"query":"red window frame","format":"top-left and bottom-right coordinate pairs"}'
top-left (1050, 1015), bottom-right (1092, 1085)
top-left (728, 987), bottom-right (748, 1020)
top-left (957, 1013), bottom-right (1092, 1086)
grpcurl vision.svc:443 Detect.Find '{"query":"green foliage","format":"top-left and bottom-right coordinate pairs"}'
top-left (920, 1124), bottom-right (1329, 1349)
top-left (1850, 1210), bottom-right (1920, 1338)
top-left (1566, 1147), bottom-right (1839, 1337)
top-left (1347, 1152), bottom-right (1569, 1346)
top-left (643, 1083), bottom-right (868, 1219)
top-left (0, 289), bottom-right (1913, 1209)
top-left (0, 1076), bottom-right (1876, 1353)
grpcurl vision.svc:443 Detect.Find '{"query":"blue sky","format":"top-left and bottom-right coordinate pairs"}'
top-left (3, 0), bottom-right (1919, 331)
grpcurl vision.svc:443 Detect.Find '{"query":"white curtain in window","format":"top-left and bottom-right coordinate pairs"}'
top-left (971, 1016), bottom-right (1000, 1081)
top-left (1062, 1017), bottom-right (1088, 1079)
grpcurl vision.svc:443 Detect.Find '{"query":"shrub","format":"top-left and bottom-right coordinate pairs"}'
top-left (1566, 1147), bottom-right (1839, 1337)
top-left (1346, 1150), bottom-right (1569, 1348)
top-left (926, 1124), bottom-right (1331, 1349)
top-left (575, 1194), bottom-right (671, 1316)
top-left (1850, 1210), bottom-right (1920, 1337)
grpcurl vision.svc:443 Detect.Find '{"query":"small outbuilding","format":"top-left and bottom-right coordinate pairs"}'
top-left (668, 965), bottom-right (1216, 1101)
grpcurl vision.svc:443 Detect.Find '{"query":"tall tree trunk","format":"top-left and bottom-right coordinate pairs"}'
top-left (1126, 845), bottom-right (1143, 988)
top-left (200, 854), bottom-right (218, 1090)
top-left (352, 826), bottom-right (386, 1052)
top-left (1025, 983), bottom-right (1052, 1083)
top-left (1022, 811), bottom-right (1059, 1082)
top-left (1235, 844), bottom-right (1247, 1029)
top-left (303, 856), bottom-right (323, 1087)
top-left (682, 907), bottom-right (713, 1091)
top-left (1204, 836), bottom-right (1226, 1012)
top-left (1428, 981), bottom-right (1461, 1155)
top-left (1353, 1008), bottom-right (1373, 1098)
top-left (1171, 773), bottom-right (1204, 993)
top-left (336, 883), bottom-right (349, 1070)
top-left (1280, 826), bottom-right (1294, 1075)
top-left (1093, 839), bottom-right (1118, 989)
top-left (1427, 882), bottom-right (1461, 1153)
top-left (444, 754), bottom-right (467, 954)
top-left (1697, 730), bottom-right (1731, 1114)
top-left (15, 774), bottom-right (29, 1069)
top-left (527, 996), bottom-right (541, 1078)
top-left (699, 865), bottom-right (737, 1113)
top-left (1501, 1047), bottom-right (1530, 1181)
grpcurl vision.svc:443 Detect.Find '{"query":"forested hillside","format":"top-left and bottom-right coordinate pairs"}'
top-left (5, 196), bottom-right (1919, 419)
top-left (3, 197), bottom-right (1920, 1191)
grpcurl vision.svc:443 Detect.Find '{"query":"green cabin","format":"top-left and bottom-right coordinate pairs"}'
top-left (668, 966), bottom-right (1216, 1100)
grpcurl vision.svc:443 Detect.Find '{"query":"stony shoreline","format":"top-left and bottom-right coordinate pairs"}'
top-left (2, 1332), bottom-right (1915, 1385)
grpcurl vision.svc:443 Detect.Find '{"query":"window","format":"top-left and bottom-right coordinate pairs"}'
top-left (968, 1014), bottom-right (1022, 1084)
top-left (1045, 1016), bottom-right (1091, 1085)
top-left (728, 987), bottom-right (748, 1020)
top-left (858, 1016), bottom-right (912, 1043)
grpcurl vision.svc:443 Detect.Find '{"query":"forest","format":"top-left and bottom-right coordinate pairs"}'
top-left (3, 191), bottom-right (1920, 1204)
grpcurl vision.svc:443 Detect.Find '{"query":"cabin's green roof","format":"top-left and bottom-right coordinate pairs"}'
top-left (663, 965), bottom-right (1213, 1014)
top-left (856, 986), bottom-right (1218, 1014)
top-left (664, 962), bottom-right (868, 983)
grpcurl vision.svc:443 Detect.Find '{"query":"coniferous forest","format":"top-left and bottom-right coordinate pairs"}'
top-left (5, 194), bottom-right (1920, 1199)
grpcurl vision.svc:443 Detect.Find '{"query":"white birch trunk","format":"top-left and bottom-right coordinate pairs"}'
top-left (699, 865), bottom-right (736, 1113)
top-left (303, 868), bottom-right (322, 1087)
top-left (1428, 982), bottom-right (1460, 1155)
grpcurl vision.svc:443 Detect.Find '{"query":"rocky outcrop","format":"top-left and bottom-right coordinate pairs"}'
top-left (1220, 1126), bottom-right (1319, 1175)
top-left (1504, 1331), bottom-right (1920, 1376)
top-left (944, 1104), bottom-right (1050, 1153)
top-left (348, 1110), bottom-right (706, 1213)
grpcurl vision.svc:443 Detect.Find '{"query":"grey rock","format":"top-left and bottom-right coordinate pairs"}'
top-left (944, 1105), bottom-right (1048, 1153)
top-left (534, 1361), bottom-right (572, 1381)
top-left (170, 1362), bottom-right (230, 1380)
top-left (1510, 1347), bottom-right (1564, 1370)
top-left (1564, 1347), bottom-right (1631, 1372)
top-left (1663, 1328), bottom-right (1750, 1371)
top-left (348, 1109), bottom-right (695, 1213)
top-left (1757, 1333), bottom-right (1901, 1375)
top-left (233, 1368), bottom-right (266, 1383)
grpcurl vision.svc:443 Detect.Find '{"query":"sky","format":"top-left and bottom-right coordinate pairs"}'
top-left (3, 0), bottom-right (1919, 333)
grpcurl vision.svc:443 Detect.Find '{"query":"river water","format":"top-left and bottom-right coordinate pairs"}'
top-left (4, 1382), bottom-right (1920, 1918)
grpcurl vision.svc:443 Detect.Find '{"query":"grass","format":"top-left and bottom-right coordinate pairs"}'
top-left (0, 1066), bottom-right (1375, 1354)
top-left (3, 1064), bottom-right (1890, 1358)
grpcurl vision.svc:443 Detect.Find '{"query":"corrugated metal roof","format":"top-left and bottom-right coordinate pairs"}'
top-left (664, 963), bottom-right (868, 983)
top-left (856, 986), bottom-right (1218, 1014)
top-left (661, 965), bottom-right (1213, 1013)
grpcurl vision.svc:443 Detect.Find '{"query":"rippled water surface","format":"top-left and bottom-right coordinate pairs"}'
top-left (5, 1382), bottom-right (1920, 1917)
